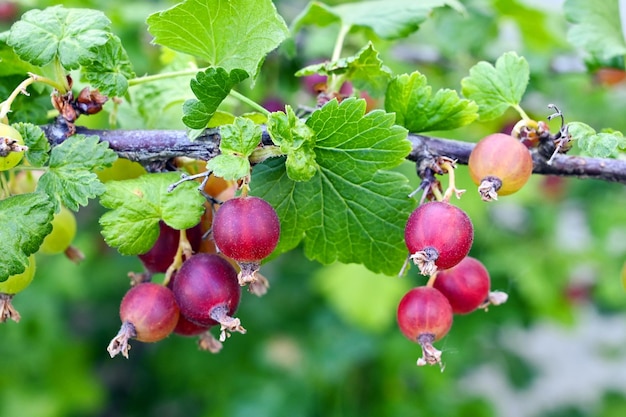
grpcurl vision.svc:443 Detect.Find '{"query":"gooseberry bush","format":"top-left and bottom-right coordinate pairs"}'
top-left (0, 0), bottom-right (625, 371)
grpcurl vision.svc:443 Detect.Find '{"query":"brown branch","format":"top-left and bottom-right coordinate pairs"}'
top-left (41, 125), bottom-right (626, 184)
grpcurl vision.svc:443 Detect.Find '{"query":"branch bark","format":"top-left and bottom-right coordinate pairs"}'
top-left (41, 125), bottom-right (626, 184)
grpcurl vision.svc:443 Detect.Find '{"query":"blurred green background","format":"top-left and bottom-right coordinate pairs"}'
top-left (1, 0), bottom-right (626, 416)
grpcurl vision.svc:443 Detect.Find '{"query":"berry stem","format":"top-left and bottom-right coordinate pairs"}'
top-left (163, 228), bottom-right (191, 286)
top-left (431, 186), bottom-right (444, 202)
top-left (0, 73), bottom-right (66, 120)
top-left (425, 271), bottom-right (438, 288)
top-left (129, 67), bottom-right (269, 116)
top-left (239, 181), bottom-right (250, 198)
top-left (128, 67), bottom-right (203, 86)
top-left (327, 24), bottom-right (351, 94)
top-left (229, 90), bottom-right (270, 117)
top-left (440, 159), bottom-right (465, 202)
top-left (512, 103), bottom-right (531, 122)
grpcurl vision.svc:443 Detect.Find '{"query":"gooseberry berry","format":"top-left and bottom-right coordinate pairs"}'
top-left (212, 196), bottom-right (280, 294)
top-left (433, 256), bottom-right (490, 314)
top-left (39, 206), bottom-right (77, 254)
top-left (107, 282), bottom-right (180, 358)
top-left (0, 255), bottom-right (36, 323)
top-left (0, 123), bottom-right (26, 171)
top-left (397, 286), bottom-right (453, 367)
top-left (468, 133), bottom-right (533, 201)
top-left (404, 201), bottom-right (473, 276)
top-left (172, 253), bottom-right (245, 341)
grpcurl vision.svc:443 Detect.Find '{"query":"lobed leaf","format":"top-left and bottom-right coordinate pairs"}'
top-left (564, 0), bottom-right (626, 62)
top-left (267, 105), bottom-right (318, 181)
top-left (385, 71), bottom-right (478, 132)
top-left (569, 121), bottom-right (626, 158)
top-left (251, 98), bottom-right (414, 276)
top-left (0, 38), bottom-right (39, 77)
top-left (461, 51), bottom-right (529, 121)
top-left (296, 42), bottom-right (392, 97)
top-left (36, 135), bottom-right (117, 211)
top-left (218, 117), bottom-right (263, 157)
top-left (99, 172), bottom-right (206, 255)
top-left (0, 193), bottom-right (54, 281)
top-left (82, 34), bottom-right (135, 97)
top-left (206, 117), bottom-right (263, 180)
top-left (182, 67), bottom-right (249, 129)
top-left (7, 5), bottom-right (111, 70)
top-left (14, 123), bottom-right (50, 167)
top-left (147, 0), bottom-right (289, 80)
top-left (292, 0), bottom-right (464, 40)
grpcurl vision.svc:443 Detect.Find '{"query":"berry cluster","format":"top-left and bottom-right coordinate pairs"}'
top-left (397, 130), bottom-right (534, 368)
top-left (107, 175), bottom-right (281, 358)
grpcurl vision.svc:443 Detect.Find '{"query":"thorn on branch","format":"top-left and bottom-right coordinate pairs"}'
top-left (167, 171), bottom-right (211, 193)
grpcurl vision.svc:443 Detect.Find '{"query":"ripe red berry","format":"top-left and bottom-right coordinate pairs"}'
top-left (397, 286), bottom-right (453, 367)
top-left (165, 272), bottom-right (209, 336)
top-left (165, 271), bottom-right (223, 353)
top-left (212, 196), bottom-right (280, 294)
top-left (404, 201), bottom-right (473, 276)
top-left (213, 196), bottom-right (280, 263)
top-left (433, 257), bottom-right (490, 314)
top-left (172, 254), bottom-right (245, 341)
top-left (468, 133), bottom-right (533, 201)
top-left (107, 282), bottom-right (180, 358)
top-left (139, 221), bottom-right (203, 274)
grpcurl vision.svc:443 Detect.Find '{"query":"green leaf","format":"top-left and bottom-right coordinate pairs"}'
top-left (0, 38), bottom-right (39, 77)
top-left (250, 98), bottom-right (414, 275)
top-left (564, 0), bottom-right (626, 62)
top-left (569, 121), bottom-right (625, 158)
top-left (296, 42), bottom-right (392, 97)
top-left (219, 117), bottom-right (263, 156)
top-left (7, 5), bottom-right (111, 69)
top-left (36, 135), bottom-right (117, 211)
top-left (267, 105), bottom-right (318, 181)
top-left (0, 193), bottom-right (54, 281)
top-left (99, 172), bottom-right (206, 255)
top-left (82, 34), bottom-right (135, 97)
top-left (206, 154), bottom-right (250, 181)
top-left (385, 71), bottom-right (478, 132)
top-left (14, 123), bottom-right (50, 167)
top-left (206, 117), bottom-right (262, 180)
top-left (182, 67), bottom-right (249, 129)
top-left (461, 51), bottom-right (529, 121)
top-left (147, 0), bottom-right (289, 80)
top-left (291, 0), bottom-right (464, 40)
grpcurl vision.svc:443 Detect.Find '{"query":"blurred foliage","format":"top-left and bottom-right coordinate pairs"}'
top-left (1, 0), bottom-right (626, 416)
